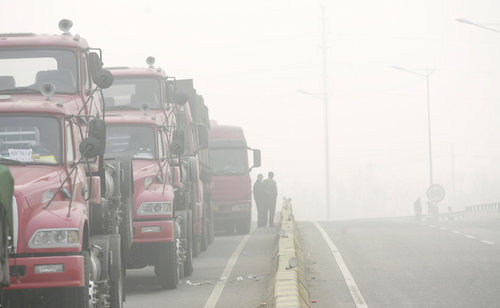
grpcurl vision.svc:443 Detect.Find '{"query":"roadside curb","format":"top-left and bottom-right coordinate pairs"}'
top-left (268, 198), bottom-right (310, 308)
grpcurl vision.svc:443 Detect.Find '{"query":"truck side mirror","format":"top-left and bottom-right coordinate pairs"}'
top-left (170, 130), bottom-right (185, 155)
top-left (79, 119), bottom-right (106, 158)
top-left (88, 52), bottom-right (103, 80)
top-left (251, 149), bottom-right (261, 170)
top-left (88, 119), bottom-right (106, 143)
top-left (198, 126), bottom-right (208, 150)
top-left (93, 69), bottom-right (114, 89)
top-left (79, 137), bottom-right (104, 158)
top-left (174, 92), bottom-right (188, 105)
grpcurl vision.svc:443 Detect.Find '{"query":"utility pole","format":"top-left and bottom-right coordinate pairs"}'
top-left (426, 70), bottom-right (433, 186)
top-left (451, 144), bottom-right (456, 210)
top-left (321, 6), bottom-right (331, 220)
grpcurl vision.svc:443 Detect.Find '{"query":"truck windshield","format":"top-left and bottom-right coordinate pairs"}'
top-left (209, 148), bottom-right (248, 175)
top-left (0, 116), bottom-right (62, 165)
top-left (0, 49), bottom-right (78, 94)
top-left (102, 78), bottom-right (162, 110)
top-left (106, 125), bottom-right (156, 160)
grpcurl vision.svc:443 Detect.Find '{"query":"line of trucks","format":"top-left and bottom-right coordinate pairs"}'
top-left (0, 20), bottom-right (261, 307)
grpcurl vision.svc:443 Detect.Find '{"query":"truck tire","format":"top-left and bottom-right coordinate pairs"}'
top-left (120, 197), bottom-right (133, 251)
top-left (207, 207), bottom-right (215, 244)
top-left (70, 251), bottom-right (92, 308)
top-left (108, 235), bottom-right (123, 308)
top-left (192, 232), bottom-right (201, 258)
top-left (183, 211), bottom-right (193, 276)
top-left (201, 217), bottom-right (208, 252)
top-left (154, 242), bottom-right (179, 289)
top-left (236, 215), bottom-right (251, 235)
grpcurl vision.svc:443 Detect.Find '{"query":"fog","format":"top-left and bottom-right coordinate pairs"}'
top-left (3, 0), bottom-right (500, 220)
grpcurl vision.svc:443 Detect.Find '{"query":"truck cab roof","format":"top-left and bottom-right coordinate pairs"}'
top-left (0, 33), bottom-right (90, 50)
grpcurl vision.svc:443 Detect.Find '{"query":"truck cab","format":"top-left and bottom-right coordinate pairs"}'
top-left (105, 114), bottom-right (190, 288)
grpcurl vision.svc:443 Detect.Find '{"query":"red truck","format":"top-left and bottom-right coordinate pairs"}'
top-left (103, 70), bottom-right (213, 257)
top-left (104, 111), bottom-right (192, 288)
top-left (0, 20), bottom-right (131, 307)
top-left (208, 122), bottom-right (261, 234)
top-left (101, 61), bottom-right (200, 283)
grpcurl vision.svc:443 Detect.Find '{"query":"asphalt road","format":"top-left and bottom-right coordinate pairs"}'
top-left (300, 216), bottom-right (500, 308)
top-left (123, 224), bottom-right (277, 308)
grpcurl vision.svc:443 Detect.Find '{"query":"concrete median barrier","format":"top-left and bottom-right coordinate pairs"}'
top-left (267, 198), bottom-right (310, 308)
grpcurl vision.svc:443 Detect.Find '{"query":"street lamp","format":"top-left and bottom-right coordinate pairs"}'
top-left (297, 89), bottom-right (331, 220)
top-left (456, 18), bottom-right (500, 34)
top-left (391, 66), bottom-right (434, 186)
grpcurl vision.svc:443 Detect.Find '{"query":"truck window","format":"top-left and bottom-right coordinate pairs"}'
top-left (102, 78), bottom-right (161, 109)
top-left (106, 125), bottom-right (156, 160)
top-left (0, 116), bottom-right (62, 164)
top-left (81, 53), bottom-right (91, 93)
top-left (157, 130), bottom-right (164, 159)
top-left (65, 122), bottom-right (75, 163)
top-left (0, 49), bottom-right (78, 94)
top-left (209, 148), bottom-right (248, 175)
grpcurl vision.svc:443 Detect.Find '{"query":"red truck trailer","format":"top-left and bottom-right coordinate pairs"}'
top-left (0, 20), bottom-right (131, 307)
top-left (174, 79), bottom-right (214, 254)
top-left (208, 121), bottom-right (261, 234)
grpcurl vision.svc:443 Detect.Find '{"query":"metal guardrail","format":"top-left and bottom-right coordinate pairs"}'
top-left (465, 202), bottom-right (500, 212)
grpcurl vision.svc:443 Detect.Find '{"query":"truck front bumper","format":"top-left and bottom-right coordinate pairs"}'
top-left (6, 254), bottom-right (84, 289)
top-left (212, 203), bottom-right (251, 223)
top-left (132, 220), bottom-right (174, 243)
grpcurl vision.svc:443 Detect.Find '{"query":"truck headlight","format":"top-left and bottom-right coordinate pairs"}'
top-left (232, 203), bottom-right (250, 211)
top-left (28, 229), bottom-right (80, 249)
top-left (137, 202), bottom-right (172, 216)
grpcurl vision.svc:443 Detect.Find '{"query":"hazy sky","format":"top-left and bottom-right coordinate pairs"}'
top-left (2, 0), bottom-right (500, 220)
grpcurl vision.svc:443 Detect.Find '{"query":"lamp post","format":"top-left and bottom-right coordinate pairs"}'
top-left (456, 18), bottom-right (500, 34)
top-left (297, 89), bottom-right (331, 220)
top-left (391, 66), bottom-right (434, 186)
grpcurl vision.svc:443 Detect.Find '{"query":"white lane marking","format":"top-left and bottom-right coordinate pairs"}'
top-left (313, 221), bottom-right (368, 308)
top-left (203, 230), bottom-right (252, 308)
top-left (480, 240), bottom-right (495, 245)
top-left (428, 225), bottom-right (436, 228)
top-left (452, 230), bottom-right (461, 234)
top-left (465, 235), bottom-right (476, 240)
top-left (439, 227), bottom-right (448, 231)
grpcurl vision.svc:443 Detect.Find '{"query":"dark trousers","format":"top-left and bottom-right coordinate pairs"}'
top-left (256, 201), bottom-right (266, 227)
top-left (264, 199), bottom-right (277, 227)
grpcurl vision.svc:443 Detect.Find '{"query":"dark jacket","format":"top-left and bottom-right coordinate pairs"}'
top-left (253, 180), bottom-right (264, 203)
top-left (262, 178), bottom-right (277, 202)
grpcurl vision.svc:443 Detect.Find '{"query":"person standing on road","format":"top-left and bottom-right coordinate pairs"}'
top-left (262, 171), bottom-right (278, 227)
top-left (253, 174), bottom-right (266, 227)
top-left (413, 197), bottom-right (422, 221)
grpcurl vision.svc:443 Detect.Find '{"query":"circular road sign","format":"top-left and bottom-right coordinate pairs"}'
top-left (427, 184), bottom-right (446, 203)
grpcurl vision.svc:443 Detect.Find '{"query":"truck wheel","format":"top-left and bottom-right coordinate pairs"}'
top-left (236, 216), bottom-right (251, 235)
top-left (192, 233), bottom-right (201, 257)
top-left (201, 217), bottom-right (208, 252)
top-left (108, 235), bottom-right (124, 308)
top-left (183, 211), bottom-right (193, 276)
top-left (155, 242), bottom-right (179, 289)
top-left (120, 197), bottom-right (134, 251)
